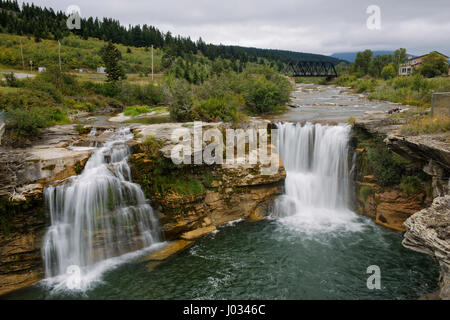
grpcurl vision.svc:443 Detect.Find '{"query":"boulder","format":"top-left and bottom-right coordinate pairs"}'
top-left (140, 240), bottom-right (193, 262)
top-left (180, 226), bottom-right (217, 240)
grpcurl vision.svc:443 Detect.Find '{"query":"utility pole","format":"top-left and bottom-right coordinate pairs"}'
top-left (151, 45), bottom-right (154, 81)
top-left (20, 39), bottom-right (25, 70)
top-left (58, 40), bottom-right (62, 72)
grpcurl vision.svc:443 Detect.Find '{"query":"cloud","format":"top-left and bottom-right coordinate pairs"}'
top-left (20, 0), bottom-right (450, 55)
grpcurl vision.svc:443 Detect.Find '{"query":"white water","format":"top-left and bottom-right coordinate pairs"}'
top-left (272, 122), bottom-right (363, 234)
top-left (42, 128), bottom-right (161, 291)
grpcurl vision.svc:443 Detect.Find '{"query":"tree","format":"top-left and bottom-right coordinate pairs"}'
top-left (100, 42), bottom-right (125, 82)
top-left (335, 62), bottom-right (352, 75)
top-left (393, 48), bottom-right (407, 70)
top-left (353, 50), bottom-right (373, 76)
top-left (369, 54), bottom-right (393, 78)
top-left (381, 64), bottom-right (396, 80)
top-left (419, 52), bottom-right (448, 78)
top-left (166, 78), bottom-right (194, 121)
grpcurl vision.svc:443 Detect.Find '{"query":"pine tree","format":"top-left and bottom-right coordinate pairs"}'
top-left (100, 42), bottom-right (125, 82)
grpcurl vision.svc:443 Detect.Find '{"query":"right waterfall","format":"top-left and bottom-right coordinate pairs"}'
top-left (272, 122), bottom-right (362, 234)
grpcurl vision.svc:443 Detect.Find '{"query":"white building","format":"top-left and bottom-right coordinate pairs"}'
top-left (97, 66), bottom-right (106, 74)
top-left (399, 51), bottom-right (449, 76)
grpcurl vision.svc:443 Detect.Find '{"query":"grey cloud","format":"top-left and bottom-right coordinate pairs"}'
top-left (20, 0), bottom-right (450, 55)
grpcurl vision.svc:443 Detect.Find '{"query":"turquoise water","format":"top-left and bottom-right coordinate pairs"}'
top-left (4, 216), bottom-right (439, 300)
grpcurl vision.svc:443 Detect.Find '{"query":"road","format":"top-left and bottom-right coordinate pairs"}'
top-left (0, 72), bottom-right (36, 80)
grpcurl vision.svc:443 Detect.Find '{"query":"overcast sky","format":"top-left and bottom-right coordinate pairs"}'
top-left (20, 0), bottom-right (450, 56)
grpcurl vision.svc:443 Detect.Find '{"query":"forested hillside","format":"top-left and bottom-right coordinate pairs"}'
top-left (0, 0), bottom-right (341, 71)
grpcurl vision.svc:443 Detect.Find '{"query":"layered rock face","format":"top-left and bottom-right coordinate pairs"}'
top-left (0, 125), bottom-right (92, 200)
top-left (353, 111), bottom-right (449, 231)
top-left (130, 120), bottom-right (286, 240)
top-left (386, 134), bottom-right (450, 197)
top-left (0, 199), bottom-right (46, 296)
top-left (0, 125), bottom-right (92, 296)
top-left (355, 109), bottom-right (450, 299)
top-left (355, 111), bottom-right (450, 198)
top-left (356, 182), bottom-right (428, 231)
top-left (0, 120), bottom-right (285, 295)
top-left (403, 196), bottom-right (450, 300)
top-left (353, 142), bottom-right (430, 232)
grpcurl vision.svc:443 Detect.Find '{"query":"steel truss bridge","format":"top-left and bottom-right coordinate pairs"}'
top-left (284, 61), bottom-right (338, 79)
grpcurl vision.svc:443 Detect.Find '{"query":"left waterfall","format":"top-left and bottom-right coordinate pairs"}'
top-left (42, 128), bottom-right (161, 290)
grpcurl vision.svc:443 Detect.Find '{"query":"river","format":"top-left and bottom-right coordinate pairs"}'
top-left (2, 84), bottom-right (439, 300)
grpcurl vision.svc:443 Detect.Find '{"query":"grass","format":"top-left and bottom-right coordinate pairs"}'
top-left (348, 117), bottom-right (356, 125)
top-left (153, 175), bottom-right (206, 196)
top-left (401, 115), bottom-right (450, 135)
top-left (359, 186), bottom-right (373, 202)
top-left (0, 33), bottom-right (163, 74)
top-left (123, 105), bottom-right (167, 117)
top-left (400, 176), bottom-right (423, 195)
top-left (333, 74), bottom-right (450, 107)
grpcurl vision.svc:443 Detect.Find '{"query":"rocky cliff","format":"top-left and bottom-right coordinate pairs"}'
top-left (130, 120), bottom-right (286, 240)
top-left (403, 195), bottom-right (450, 300)
top-left (354, 109), bottom-right (450, 299)
top-left (0, 119), bottom-right (285, 296)
top-left (353, 110), bottom-right (449, 231)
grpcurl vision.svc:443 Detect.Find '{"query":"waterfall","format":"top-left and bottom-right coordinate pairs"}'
top-left (272, 122), bottom-right (362, 234)
top-left (42, 128), bottom-right (161, 290)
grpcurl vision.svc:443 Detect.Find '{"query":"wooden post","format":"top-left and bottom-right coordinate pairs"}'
top-left (20, 39), bottom-right (25, 70)
top-left (431, 91), bottom-right (435, 119)
top-left (58, 40), bottom-right (62, 72)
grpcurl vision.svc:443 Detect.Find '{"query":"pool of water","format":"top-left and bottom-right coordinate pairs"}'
top-left (4, 216), bottom-right (439, 300)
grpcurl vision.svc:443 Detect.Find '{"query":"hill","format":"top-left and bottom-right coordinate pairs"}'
top-left (0, 0), bottom-right (340, 72)
top-left (331, 51), bottom-right (416, 63)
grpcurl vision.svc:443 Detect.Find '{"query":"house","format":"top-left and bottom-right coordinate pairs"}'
top-left (38, 67), bottom-right (46, 73)
top-left (97, 66), bottom-right (106, 74)
top-left (398, 51), bottom-right (449, 76)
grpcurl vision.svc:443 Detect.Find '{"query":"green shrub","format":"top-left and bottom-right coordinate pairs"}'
top-left (193, 95), bottom-right (243, 123)
top-left (21, 77), bottom-right (63, 103)
top-left (354, 78), bottom-right (377, 93)
top-left (6, 107), bottom-right (52, 137)
top-left (400, 176), bottom-right (423, 195)
top-left (381, 64), bottom-right (396, 80)
top-left (243, 75), bottom-right (285, 114)
top-left (166, 78), bottom-right (194, 121)
top-left (348, 117), bottom-right (356, 125)
top-left (103, 81), bottom-right (121, 97)
top-left (359, 186), bottom-right (373, 202)
top-left (4, 72), bottom-right (19, 87)
top-left (141, 135), bottom-right (164, 160)
top-left (2, 88), bottom-right (69, 138)
top-left (119, 82), bottom-right (166, 105)
top-left (367, 147), bottom-right (401, 186)
top-left (334, 74), bottom-right (357, 87)
top-left (74, 124), bottom-right (91, 135)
